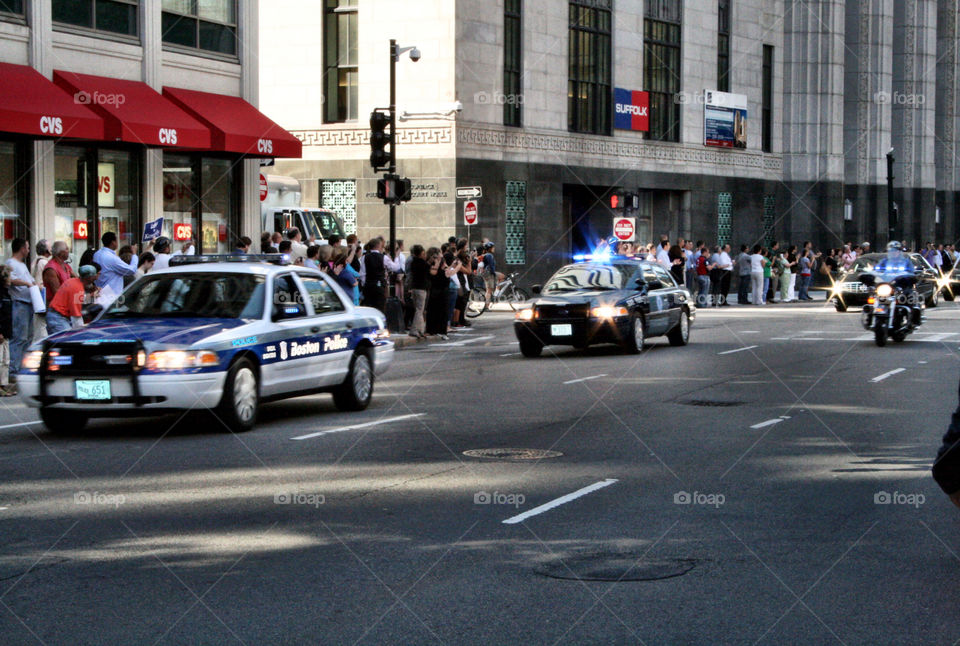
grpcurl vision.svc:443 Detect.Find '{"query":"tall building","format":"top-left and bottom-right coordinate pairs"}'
top-left (260, 0), bottom-right (959, 284)
top-left (0, 0), bottom-right (298, 264)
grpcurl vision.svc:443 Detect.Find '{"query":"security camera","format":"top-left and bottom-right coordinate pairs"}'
top-left (452, 100), bottom-right (463, 113)
top-left (409, 48), bottom-right (421, 62)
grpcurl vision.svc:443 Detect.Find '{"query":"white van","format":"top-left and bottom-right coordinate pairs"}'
top-left (260, 175), bottom-right (346, 243)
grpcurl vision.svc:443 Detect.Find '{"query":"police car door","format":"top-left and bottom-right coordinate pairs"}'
top-left (295, 272), bottom-right (355, 386)
top-left (261, 273), bottom-right (319, 396)
top-left (641, 264), bottom-right (671, 335)
top-left (650, 264), bottom-right (681, 331)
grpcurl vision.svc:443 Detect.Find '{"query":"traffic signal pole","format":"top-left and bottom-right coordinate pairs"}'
top-left (389, 39), bottom-right (397, 267)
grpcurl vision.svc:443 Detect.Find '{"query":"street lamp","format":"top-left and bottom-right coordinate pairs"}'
top-left (388, 40), bottom-right (419, 264)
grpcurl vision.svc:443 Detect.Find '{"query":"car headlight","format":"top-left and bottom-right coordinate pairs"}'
top-left (876, 284), bottom-right (893, 298)
top-left (591, 306), bottom-right (629, 318)
top-left (374, 327), bottom-right (390, 340)
top-left (145, 350), bottom-right (218, 370)
top-left (515, 308), bottom-right (535, 321)
top-left (22, 350), bottom-right (43, 371)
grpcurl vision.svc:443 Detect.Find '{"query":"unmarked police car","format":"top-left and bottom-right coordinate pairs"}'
top-left (19, 255), bottom-right (393, 434)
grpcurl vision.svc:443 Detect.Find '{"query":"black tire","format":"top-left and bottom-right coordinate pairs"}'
top-left (622, 314), bottom-right (646, 354)
top-left (944, 290), bottom-right (955, 302)
top-left (834, 301), bottom-right (847, 312)
top-left (927, 288), bottom-right (939, 308)
top-left (216, 358), bottom-right (259, 433)
top-left (41, 408), bottom-right (87, 434)
top-left (892, 331), bottom-right (907, 343)
top-left (333, 351), bottom-right (374, 411)
top-left (465, 289), bottom-right (487, 318)
top-left (874, 325), bottom-right (888, 347)
top-left (519, 335), bottom-right (543, 358)
top-left (505, 288), bottom-right (530, 311)
top-left (667, 309), bottom-right (691, 346)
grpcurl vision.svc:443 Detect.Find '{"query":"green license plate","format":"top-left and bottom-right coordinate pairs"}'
top-left (75, 380), bottom-right (111, 401)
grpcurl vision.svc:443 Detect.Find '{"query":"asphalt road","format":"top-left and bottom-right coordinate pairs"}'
top-left (2, 296), bottom-right (960, 645)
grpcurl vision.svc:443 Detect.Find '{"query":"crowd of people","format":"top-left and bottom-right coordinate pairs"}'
top-left (598, 236), bottom-right (958, 308)
top-left (256, 229), bottom-right (501, 341)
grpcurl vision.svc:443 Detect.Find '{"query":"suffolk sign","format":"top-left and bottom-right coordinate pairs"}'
top-left (613, 88), bottom-right (649, 132)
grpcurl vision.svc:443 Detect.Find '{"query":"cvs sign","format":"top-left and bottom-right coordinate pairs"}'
top-left (174, 223), bottom-right (193, 241)
top-left (39, 116), bottom-right (63, 135)
top-left (158, 128), bottom-right (178, 145)
top-left (257, 138), bottom-right (274, 154)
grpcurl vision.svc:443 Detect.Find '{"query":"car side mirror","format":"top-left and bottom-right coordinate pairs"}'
top-left (531, 284), bottom-right (542, 294)
top-left (273, 303), bottom-right (305, 321)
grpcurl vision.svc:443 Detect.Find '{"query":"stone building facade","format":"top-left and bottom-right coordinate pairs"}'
top-left (260, 0), bottom-right (959, 285)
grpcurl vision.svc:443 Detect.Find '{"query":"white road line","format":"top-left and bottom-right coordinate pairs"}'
top-left (919, 360), bottom-right (928, 364)
top-left (922, 333), bottom-right (953, 343)
top-left (562, 374), bottom-right (607, 385)
top-left (502, 479), bottom-right (619, 525)
top-left (291, 413), bottom-right (424, 441)
top-left (500, 352), bottom-right (520, 357)
top-left (750, 416), bottom-right (790, 430)
top-left (0, 421), bottom-right (41, 431)
top-left (770, 337), bottom-right (791, 341)
top-left (717, 345), bottom-right (758, 355)
top-left (741, 330), bottom-right (759, 333)
top-left (871, 368), bottom-right (905, 383)
top-left (432, 335), bottom-right (495, 347)
top-left (0, 507), bottom-right (7, 511)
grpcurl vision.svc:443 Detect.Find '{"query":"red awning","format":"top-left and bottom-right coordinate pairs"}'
top-left (52, 71), bottom-right (210, 149)
top-left (163, 87), bottom-right (302, 158)
top-left (0, 62), bottom-right (104, 139)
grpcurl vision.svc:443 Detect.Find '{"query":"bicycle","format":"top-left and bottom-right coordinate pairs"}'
top-left (465, 272), bottom-right (529, 318)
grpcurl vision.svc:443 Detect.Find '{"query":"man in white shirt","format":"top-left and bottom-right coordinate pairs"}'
top-left (149, 237), bottom-right (173, 270)
top-left (655, 240), bottom-right (671, 271)
top-left (717, 243), bottom-right (734, 306)
top-left (286, 228), bottom-right (308, 262)
top-left (6, 238), bottom-right (35, 379)
top-left (683, 240), bottom-right (696, 292)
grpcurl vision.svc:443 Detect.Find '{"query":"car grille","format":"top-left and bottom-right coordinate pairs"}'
top-left (536, 304), bottom-right (589, 320)
top-left (45, 342), bottom-right (140, 377)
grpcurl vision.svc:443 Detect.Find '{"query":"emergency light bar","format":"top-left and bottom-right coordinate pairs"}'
top-left (169, 254), bottom-right (292, 266)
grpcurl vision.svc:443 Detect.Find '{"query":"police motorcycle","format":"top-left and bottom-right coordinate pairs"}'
top-left (860, 241), bottom-right (923, 347)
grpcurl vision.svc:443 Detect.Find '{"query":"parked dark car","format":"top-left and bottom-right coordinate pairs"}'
top-left (513, 258), bottom-right (695, 357)
top-left (830, 252), bottom-right (944, 311)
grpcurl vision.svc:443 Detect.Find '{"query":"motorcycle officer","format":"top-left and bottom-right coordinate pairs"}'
top-left (871, 240), bottom-right (922, 325)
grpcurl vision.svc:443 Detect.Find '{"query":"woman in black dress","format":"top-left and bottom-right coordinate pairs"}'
top-left (425, 248), bottom-right (451, 339)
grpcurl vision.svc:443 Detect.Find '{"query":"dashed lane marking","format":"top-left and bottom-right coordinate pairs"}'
top-left (290, 414), bottom-right (425, 441)
top-left (717, 345), bottom-right (759, 355)
top-left (502, 479), bottom-right (619, 525)
top-left (871, 368), bottom-right (906, 383)
top-left (562, 374), bottom-right (607, 385)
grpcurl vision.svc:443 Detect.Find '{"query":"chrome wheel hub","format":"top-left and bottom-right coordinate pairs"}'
top-left (233, 368), bottom-right (257, 423)
top-left (353, 356), bottom-right (372, 401)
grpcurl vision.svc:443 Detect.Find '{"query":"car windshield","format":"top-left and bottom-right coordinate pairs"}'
top-left (847, 254), bottom-right (885, 273)
top-left (309, 211), bottom-right (345, 239)
top-left (104, 273), bottom-right (266, 319)
top-left (542, 264), bottom-right (635, 293)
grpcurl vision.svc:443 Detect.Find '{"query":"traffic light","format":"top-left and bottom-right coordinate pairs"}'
top-left (377, 174), bottom-right (413, 204)
top-left (370, 110), bottom-right (391, 171)
top-left (610, 190), bottom-right (638, 210)
top-left (610, 193), bottom-right (621, 210)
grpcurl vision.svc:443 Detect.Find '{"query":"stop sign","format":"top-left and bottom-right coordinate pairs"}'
top-left (464, 200), bottom-right (478, 225)
top-left (613, 217), bottom-right (635, 242)
top-left (259, 173), bottom-right (268, 202)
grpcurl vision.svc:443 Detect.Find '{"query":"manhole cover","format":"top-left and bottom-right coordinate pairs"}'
top-left (463, 448), bottom-right (563, 461)
top-left (535, 555), bottom-right (695, 582)
top-left (680, 399), bottom-right (745, 407)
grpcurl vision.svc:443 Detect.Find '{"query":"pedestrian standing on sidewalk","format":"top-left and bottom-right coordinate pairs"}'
top-left (5, 238), bottom-right (34, 381)
top-left (717, 244), bottom-right (733, 306)
top-left (735, 245), bottom-right (752, 304)
top-left (407, 245), bottom-right (428, 338)
top-left (696, 248), bottom-right (714, 307)
top-left (780, 246), bottom-right (797, 303)
top-left (426, 247), bottom-right (451, 340)
top-left (798, 249), bottom-right (814, 301)
top-left (749, 245), bottom-right (765, 305)
top-left (684, 240), bottom-right (696, 292)
top-left (761, 249), bottom-right (773, 304)
top-left (0, 265), bottom-right (14, 396)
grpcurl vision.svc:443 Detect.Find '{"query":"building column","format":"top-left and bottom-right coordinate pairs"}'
top-left (936, 0), bottom-right (960, 244)
top-left (28, 0), bottom-right (53, 248)
top-left (239, 0), bottom-right (261, 240)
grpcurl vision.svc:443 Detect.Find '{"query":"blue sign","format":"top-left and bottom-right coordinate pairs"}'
top-left (143, 217), bottom-right (163, 242)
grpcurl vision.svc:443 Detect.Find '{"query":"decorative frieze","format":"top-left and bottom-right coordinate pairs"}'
top-left (290, 127), bottom-right (453, 147)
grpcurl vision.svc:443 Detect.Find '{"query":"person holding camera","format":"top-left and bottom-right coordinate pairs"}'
top-left (362, 237), bottom-right (387, 312)
top-left (425, 247), bottom-right (459, 339)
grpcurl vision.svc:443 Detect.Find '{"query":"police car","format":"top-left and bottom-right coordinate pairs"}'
top-left (19, 255), bottom-right (393, 434)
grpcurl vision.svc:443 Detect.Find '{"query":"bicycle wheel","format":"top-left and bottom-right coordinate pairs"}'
top-left (504, 287), bottom-right (529, 310)
top-left (465, 288), bottom-right (488, 318)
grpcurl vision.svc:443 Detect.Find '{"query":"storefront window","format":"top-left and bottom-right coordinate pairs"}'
top-left (201, 158), bottom-right (233, 254)
top-left (55, 145), bottom-right (139, 261)
top-left (0, 141), bottom-right (25, 262)
top-left (162, 153), bottom-right (236, 254)
top-left (162, 153), bottom-right (197, 247)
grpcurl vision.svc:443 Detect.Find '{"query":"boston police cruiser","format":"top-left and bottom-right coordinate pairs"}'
top-left (18, 254), bottom-right (393, 434)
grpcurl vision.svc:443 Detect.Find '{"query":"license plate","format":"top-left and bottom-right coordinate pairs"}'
top-left (551, 324), bottom-right (573, 337)
top-left (75, 380), bottom-right (111, 401)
